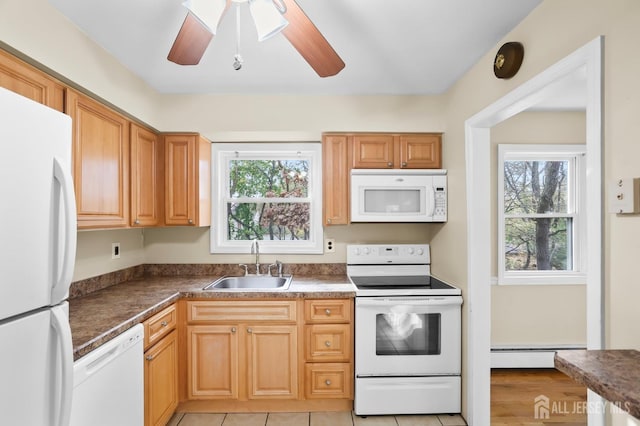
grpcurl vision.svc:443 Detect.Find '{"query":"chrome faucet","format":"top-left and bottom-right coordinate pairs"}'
top-left (269, 260), bottom-right (283, 277)
top-left (251, 239), bottom-right (261, 275)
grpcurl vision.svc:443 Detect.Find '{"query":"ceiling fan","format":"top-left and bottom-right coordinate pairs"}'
top-left (167, 0), bottom-right (345, 77)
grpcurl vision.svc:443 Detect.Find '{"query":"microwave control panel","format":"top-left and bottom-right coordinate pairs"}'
top-left (434, 186), bottom-right (447, 218)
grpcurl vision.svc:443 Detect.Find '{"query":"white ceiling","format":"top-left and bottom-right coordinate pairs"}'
top-left (49, 0), bottom-right (542, 95)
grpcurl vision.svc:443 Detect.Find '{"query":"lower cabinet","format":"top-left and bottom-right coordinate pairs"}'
top-left (143, 304), bottom-right (178, 426)
top-left (182, 298), bottom-right (353, 412)
top-left (303, 300), bottom-right (353, 400)
top-left (145, 330), bottom-right (178, 426)
top-left (186, 300), bottom-right (298, 401)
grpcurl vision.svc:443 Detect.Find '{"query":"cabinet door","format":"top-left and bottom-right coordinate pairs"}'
top-left (131, 124), bottom-right (163, 227)
top-left (187, 325), bottom-right (238, 399)
top-left (145, 330), bottom-right (178, 426)
top-left (246, 325), bottom-right (298, 399)
top-left (164, 134), bottom-right (211, 226)
top-left (352, 134), bottom-right (395, 168)
top-left (398, 133), bottom-right (442, 169)
top-left (0, 49), bottom-right (64, 112)
top-left (322, 134), bottom-right (350, 225)
top-left (165, 134), bottom-right (195, 225)
top-left (67, 89), bottom-right (130, 228)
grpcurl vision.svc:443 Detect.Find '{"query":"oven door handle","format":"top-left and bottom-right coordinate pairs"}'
top-left (356, 296), bottom-right (462, 307)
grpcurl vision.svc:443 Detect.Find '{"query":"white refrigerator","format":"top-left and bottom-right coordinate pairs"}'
top-left (0, 87), bottom-right (77, 426)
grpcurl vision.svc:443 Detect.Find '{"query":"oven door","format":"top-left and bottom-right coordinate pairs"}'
top-left (355, 296), bottom-right (462, 376)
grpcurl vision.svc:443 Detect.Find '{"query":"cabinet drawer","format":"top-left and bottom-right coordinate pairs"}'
top-left (304, 299), bottom-right (352, 323)
top-left (144, 304), bottom-right (177, 349)
top-left (187, 300), bottom-right (297, 323)
top-left (305, 324), bottom-right (352, 362)
top-left (304, 363), bottom-right (352, 399)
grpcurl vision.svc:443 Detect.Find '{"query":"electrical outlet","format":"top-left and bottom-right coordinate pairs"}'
top-left (325, 238), bottom-right (336, 253)
top-left (112, 242), bottom-right (121, 259)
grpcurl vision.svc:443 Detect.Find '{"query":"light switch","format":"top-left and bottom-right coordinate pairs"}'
top-left (608, 178), bottom-right (640, 214)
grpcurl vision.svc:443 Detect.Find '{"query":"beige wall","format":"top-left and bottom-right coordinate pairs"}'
top-left (439, 0), bottom-right (640, 422)
top-left (5, 0), bottom-right (640, 423)
top-left (490, 112), bottom-right (587, 347)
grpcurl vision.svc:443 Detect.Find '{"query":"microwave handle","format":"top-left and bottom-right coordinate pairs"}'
top-left (427, 186), bottom-right (436, 216)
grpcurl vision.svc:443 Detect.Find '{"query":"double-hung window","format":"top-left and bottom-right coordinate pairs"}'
top-left (210, 143), bottom-right (322, 254)
top-left (498, 144), bottom-right (586, 285)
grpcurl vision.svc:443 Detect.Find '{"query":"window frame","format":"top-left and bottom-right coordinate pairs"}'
top-left (210, 142), bottom-right (323, 254)
top-left (497, 144), bottom-right (587, 285)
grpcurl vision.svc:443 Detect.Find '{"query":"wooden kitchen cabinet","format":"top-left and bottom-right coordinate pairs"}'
top-left (131, 123), bottom-right (163, 227)
top-left (351, 134), bottom-right (395, 169)
top-left (164, 133), bottom-right (211, 226)
top-left (351, 133), bottom-right (442, 169)
top-left (303, 299), bottom-right (353, 399)
top-left (0, 49), bottom-right (65, 112)
top-left (322, 134), bottom-right (350, 226)
top-left (66, 89), bottom-right (130, 228)
top-left (246, 324), bottom-right (298, 399)
top-left (144, 305), bottom-right (178, 426)
top-left (186, 300), bottom-right (298, 402)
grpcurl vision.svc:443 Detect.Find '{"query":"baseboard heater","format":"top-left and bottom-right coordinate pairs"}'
top-left (491, 345), bottom-right (586, 369)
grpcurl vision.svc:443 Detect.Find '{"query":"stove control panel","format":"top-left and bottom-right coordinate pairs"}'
top-left (347, 244), bottom-right (431, 265)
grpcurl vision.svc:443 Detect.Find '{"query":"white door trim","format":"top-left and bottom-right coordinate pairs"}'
top-left (464, 36), bottom-right (604, 426)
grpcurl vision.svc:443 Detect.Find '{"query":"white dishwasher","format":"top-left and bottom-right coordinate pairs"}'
top-left (70, 324), bottom-right (144, 426)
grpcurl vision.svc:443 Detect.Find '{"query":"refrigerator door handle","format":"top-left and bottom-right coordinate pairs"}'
top-left (51, 304), bottom-right (73, 426)
top-left (51, 157), bottom-right (77, 303)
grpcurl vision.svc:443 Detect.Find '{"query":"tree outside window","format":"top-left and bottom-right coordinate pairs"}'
top-left (498, 145), bottom-right (586, 285)
top-left (210, 143), bottom-right (322, 254)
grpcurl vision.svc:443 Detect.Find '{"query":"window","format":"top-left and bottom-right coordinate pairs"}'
top-left (498, 144), bottom-right (586, 285)
top-left (210, 143), bottom-right (322, 254)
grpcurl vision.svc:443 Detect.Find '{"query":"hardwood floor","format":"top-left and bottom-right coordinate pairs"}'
top-left (491, 368), bottom-right (587, 425)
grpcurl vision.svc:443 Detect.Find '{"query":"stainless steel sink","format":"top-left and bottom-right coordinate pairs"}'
top-left (203, 275), bottom-right (293, 290)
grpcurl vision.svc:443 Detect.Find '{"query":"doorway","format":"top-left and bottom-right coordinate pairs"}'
top-left (464, 37), bottom-right (603, 425)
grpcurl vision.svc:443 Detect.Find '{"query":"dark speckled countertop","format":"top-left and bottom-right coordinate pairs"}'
top-left (555, 350), bottom-right (640, 420)
top-left (69, 274), bottom-right (355, 360)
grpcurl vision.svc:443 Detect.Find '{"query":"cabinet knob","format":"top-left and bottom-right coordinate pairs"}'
top-left (327, 218), bottom-right (332, 224)
top-left (231, 327), bottom-right (237, 333)
top-left (188, 219), bottom-right (193, 224)
top-left (160, 321), bottom-right (168, 327)
top-left (247, 328), bottom-right (253, 334)
top-left (387, 162), bottom-right (393, 167)
top-left (145, 355), bottom-right (154, 361)
top-left (401, 162), bottom-right (407, 167)
top-left (325, 309), bottom-right (331, 316)
top-left (325, 380), bottom-right (332, 386)
top-left (134, 219), bottom-right (140, 225)
top-left (324, 340), bottom-right (332, 347)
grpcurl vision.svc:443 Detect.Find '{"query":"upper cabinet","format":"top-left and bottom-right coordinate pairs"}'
top-left (67, 89), bottom-right (130, 229)
top-left (322, 134), bottom-right (350, 226)
top-left (0, 49), bottom-right (65, 112)
top-left (322, 132), bottom-right (443, 226)
top-left (164, 133), bottom-right (211, 227)
top-left (131, 124), bottom-right (163, 227)
top-left (352, 133), bottom-right (442, 169)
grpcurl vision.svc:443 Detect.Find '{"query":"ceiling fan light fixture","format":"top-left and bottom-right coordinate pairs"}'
top-left (182, 0), bottom-right (227, 35)
top-left (248, 0), bottom-right (289, 42)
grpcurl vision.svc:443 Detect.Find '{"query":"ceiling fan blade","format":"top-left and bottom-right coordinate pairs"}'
top-left (167, 12), bottom-right (214, 65)
top-left (279, 0), bottom-right (345, 77)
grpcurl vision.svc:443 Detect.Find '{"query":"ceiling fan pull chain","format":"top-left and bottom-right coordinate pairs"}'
top-left (233, 3), bottom-right (243, 70)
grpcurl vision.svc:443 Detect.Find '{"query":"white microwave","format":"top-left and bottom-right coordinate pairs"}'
top-left (350, 169), bottom-right (447, 222)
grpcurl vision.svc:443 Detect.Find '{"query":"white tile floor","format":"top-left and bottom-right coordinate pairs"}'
top-left (166, 412), bottom-right (466, 426)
